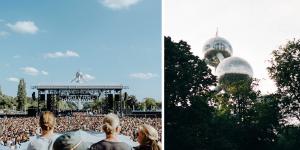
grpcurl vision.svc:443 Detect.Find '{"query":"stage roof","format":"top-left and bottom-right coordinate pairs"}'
top-left (31, 85), bottom-right (129, 90)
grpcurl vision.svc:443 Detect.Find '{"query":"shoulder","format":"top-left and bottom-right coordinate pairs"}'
top-left (90, 140), bottom-right (105, 149)
top-left (134, 145), bottom-right (151, 150)
top-left (114, 142), bottom-right (133, 150)
top-left (27, 136), bottom-right (53, 150)
top-left (90, 140), bottom-right (132, 150)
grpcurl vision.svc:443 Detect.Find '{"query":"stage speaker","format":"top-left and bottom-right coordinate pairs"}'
top-left (47, 94), bottom-right (54, 111)
top-left (115, 94), bottom-right (120, 101)
top-left (47, 94), bottom-right (52, 101)
top-left (32, 92), bottom-right (36, 101)
top-left (40, 94), bottom-right (45, 101)
top-left (107, 94), bottom-right (113, 109)
top-left (27, 107), bottom-right (37, 117)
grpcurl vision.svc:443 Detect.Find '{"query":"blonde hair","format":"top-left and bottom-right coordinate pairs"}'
top-left (139, 124), bottom-right (161, 150)
top-left (39, 111), bottom-right (56, 132)
top-left (102, 113), bottom-right (120, 135)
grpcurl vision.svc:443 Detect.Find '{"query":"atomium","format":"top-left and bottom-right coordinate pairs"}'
top-left (202, 33), bottom-right (253, 94)
top-left (203, 36), bottom-right (233, 67)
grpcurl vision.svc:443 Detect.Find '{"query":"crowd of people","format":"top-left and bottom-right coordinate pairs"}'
top-left (0, 112), bottom-right (162, 149)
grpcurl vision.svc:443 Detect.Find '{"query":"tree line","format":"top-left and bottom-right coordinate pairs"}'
top-left (0, 79), bottom-right (32, 112)
top-left (83, 96), bottom-right (161, 112)
top-left (0, 80), bottom-right (161, 112)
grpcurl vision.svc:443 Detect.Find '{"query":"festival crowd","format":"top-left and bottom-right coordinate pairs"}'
top-left (0, 112), bottom-right (161, 149)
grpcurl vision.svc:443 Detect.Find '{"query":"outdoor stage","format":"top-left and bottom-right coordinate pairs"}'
top-left (31, 84), bottom-right (129, 114)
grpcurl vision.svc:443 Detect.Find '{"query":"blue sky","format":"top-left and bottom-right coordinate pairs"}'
top-left (0, 0), bottom-right (162, 101)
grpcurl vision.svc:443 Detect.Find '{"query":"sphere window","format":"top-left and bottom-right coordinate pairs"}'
top-left (214, 42), bottom-right (225, 51)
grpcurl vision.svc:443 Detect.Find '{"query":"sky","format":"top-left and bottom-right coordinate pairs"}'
top-left (0, 0), bottom-right (161, 101)
top-left (165, 0), bottom-right (300, 94)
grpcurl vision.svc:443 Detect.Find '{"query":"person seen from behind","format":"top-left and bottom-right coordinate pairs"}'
top-left (27, 111), bottom-right (56, 150)
top-left (134, 124), bottom-right (161, 150)
top-left (90, 113), bottom-right (132, 150)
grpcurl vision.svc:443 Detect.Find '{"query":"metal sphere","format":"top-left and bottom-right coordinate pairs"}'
top-left (216, 57), bottom-right (253, 83)
top-left (216, 57), bottom-right (253, 94)
top-left (216, 56), bottom-right (253, 78)
top-left (203, 36), bottom-right (233, 67)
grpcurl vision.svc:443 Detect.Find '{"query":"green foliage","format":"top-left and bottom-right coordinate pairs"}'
top-left (136, 101), bottom-right (146, 111)
top-left (26, 97), bottom-right (37, 108)
top-left (268, 39), bottom-right (300, 121)
top-left (276, 126), bottom-right (300, 150)
top-left (156, 101), bottom-right (162, 109)
top-left (82, 102), bottom-right (92, 110)
top-left (143, 97), bottom-right (157, 110)
top-left (126, 95), bottom-right (138, 110)
top-left (66, 101), bottom-right (77, 110)
top-left (165, 96), bottom-right (214, 150)
top-left (91, 98), bottom-right (104, 110)
top-left (17, 78), bottom-right (27, 111)
top-left (57, 100), bottom-right (70, 110)
top-left (165, 37), bottom-right (216, 149)
top-left (0, 94), bottom-right (16, 109)
top-left (165, 36), bottom-right (216, 108)
top-left (209, 93), bottom-right (280, 150)
top-left (219, 73), bottom-right (252, 95)
top-left (214, 77), bottom-right (259, 125)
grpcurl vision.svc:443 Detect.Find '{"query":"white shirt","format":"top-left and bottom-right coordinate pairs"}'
top-left (27, 135), bottom-right (54, 150)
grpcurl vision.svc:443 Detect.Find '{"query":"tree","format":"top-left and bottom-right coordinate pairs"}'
top-left (225, 78), bottom-right (259, 124)
top-left (0, 95), bottom-right (15, 109)
top-left (167, 96), bottom-right (215, 150)
top-left (165, 36), bottom-right (216, 108)
top-left (267, 39), bottom-right (300, 121)
top-left (91, 98), bottom-right (104, 111)
top-left (126, 95), bottom-right (138, 110)
top-left (0, 86), bottom-right (2, 96)
top-left (156, 101), bottom-right (162, 110)
top-left (276, 126), bottom-right (300, 150)
top-left (17, 78), bottom-right (27, 111)
top-left (136, 101), bottom-right (146, 111)
top-left (143, 97), bottom-right (157, 110)
top-left (252, 94), bottom-right (280, 149)
top-left (164, 36), bottom-right (216, 150)
top-left (67, 101), bottom-right (77, 110)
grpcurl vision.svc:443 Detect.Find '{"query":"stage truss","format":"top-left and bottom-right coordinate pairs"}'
top-left (31, 85), bottom-right (129, 113)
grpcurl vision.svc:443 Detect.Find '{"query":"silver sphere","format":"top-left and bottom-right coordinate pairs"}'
top-left (203, 36), bottom-right (233, 67)
top-left (216, 57), bottom-right (253, 93)
top-left (216, 56), bottom-right (253, 78)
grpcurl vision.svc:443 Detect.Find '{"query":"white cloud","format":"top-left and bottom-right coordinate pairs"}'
top-left (7, 77), bottom-right (19, 82)
top-left (100, 0), bottom-right (141, 10)
top-left (0, 31), bottom-right (9, 38)
top-left (45, 50), bottom-right (80, 58)
top-left (13, 55), bottom-right (20, 59)
top-left (83, 73), bottom-right (95, 81)
top-left (20, 67), bottom-right (39, 76)
top-left (65, 50), bottom-right (79, 57)
top-left (41, 70), bottom-right (48, 75)
top-left (130, 72), bottom-right (158, 79)
top-left (7, 21), bottom-right (38, 34)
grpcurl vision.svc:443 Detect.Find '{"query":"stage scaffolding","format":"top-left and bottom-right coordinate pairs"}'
top-left (31, 85), bottom-right (129, 114)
